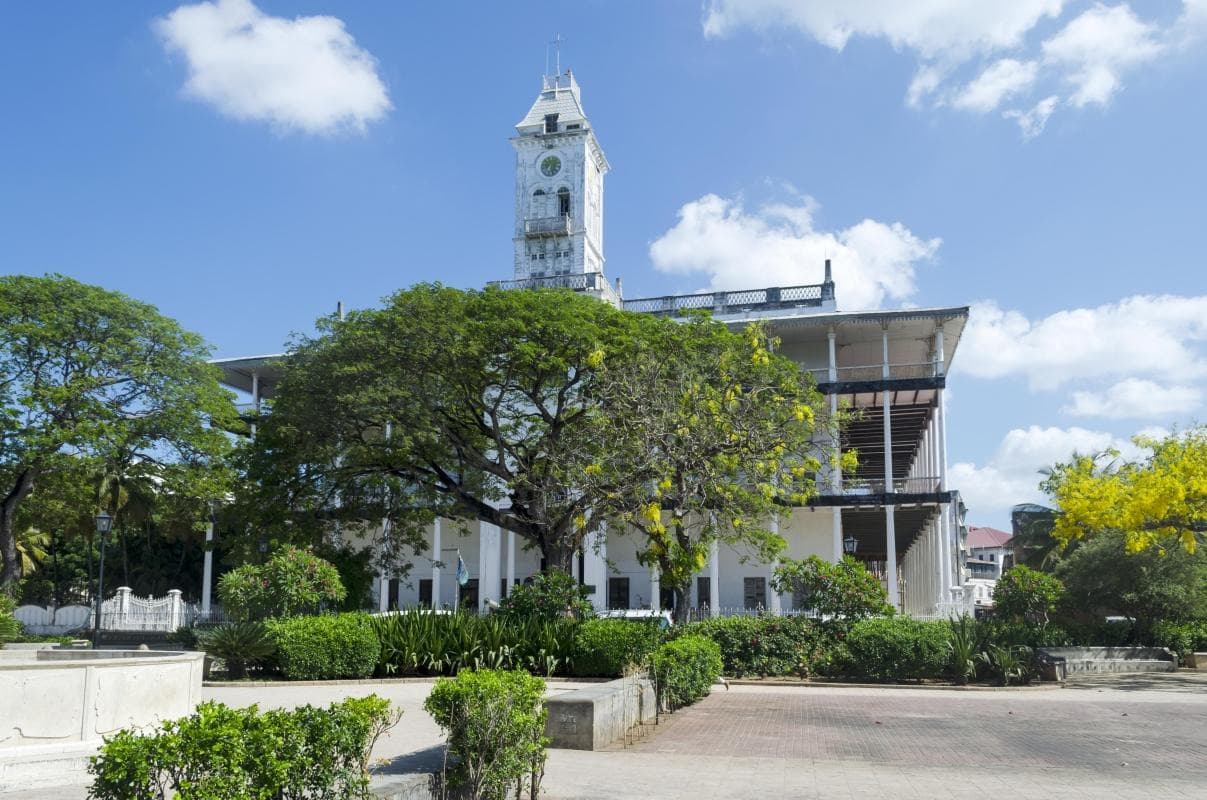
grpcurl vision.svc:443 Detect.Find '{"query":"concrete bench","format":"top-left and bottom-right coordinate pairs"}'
top-left (1038, 647), bottom-right (1176, 680)
top-left (544, 676), bottom-right (657, 750)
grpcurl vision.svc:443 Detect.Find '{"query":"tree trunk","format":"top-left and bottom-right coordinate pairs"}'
top-left (671, 585), bottom-right (691, 624)
top-left (542, 541), bottom-right (575, 574)
top-left (0, 468), bottom-right (37, 591)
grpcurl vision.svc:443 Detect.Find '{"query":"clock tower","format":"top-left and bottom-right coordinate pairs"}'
top-left (511, 68), bottom-right (616, 304)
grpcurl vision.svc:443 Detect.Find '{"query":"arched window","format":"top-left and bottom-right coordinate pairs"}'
top-left (557, 187), bottom-right (571, 217)
top-left (531, 189), bottom-right (547, 218)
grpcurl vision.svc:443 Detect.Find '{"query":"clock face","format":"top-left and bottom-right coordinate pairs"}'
top-left (540, 155), bottom-right (562, 177)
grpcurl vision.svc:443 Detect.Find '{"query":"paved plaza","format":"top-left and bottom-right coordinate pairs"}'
top-left (9, 673), bottom-right (1207, 799)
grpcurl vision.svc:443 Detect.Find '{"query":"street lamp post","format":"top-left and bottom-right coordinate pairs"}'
top-left (93, 511), bottom-right (113, 644)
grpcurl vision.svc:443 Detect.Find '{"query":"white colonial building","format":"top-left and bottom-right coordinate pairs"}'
top-left (213, 68), bottom-right (972, 618)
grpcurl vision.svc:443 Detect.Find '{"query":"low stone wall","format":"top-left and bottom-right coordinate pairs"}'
top-left (544, 675), bottom-right (657, 751)
top-left (0, 648), bottom-right (204, 792)
top-left (1037, 646), bottom-right (1176, 680)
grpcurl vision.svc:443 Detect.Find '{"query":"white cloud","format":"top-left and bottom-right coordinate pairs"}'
top-left (648, 194), bottom-right (940, 310)
top-left (1041, 3), bottom-right (1165, 107)
top-left (1062, 379), bottom-right (1203, 419)
top-left (951, 425), bottom-right (1141, 520)
top-left (703, 1), bottom-right (1205, 137)
top-left (702, 1), bottom-right (1064, 59)
top-left (1003, 95), bottom-right (1059, 138)
top-left (953, 58), bottom-right (1039, 112)
top-left (156, 0), bottom-right (390, 135)
top-left (957, 295), bottom-right (1207, 391)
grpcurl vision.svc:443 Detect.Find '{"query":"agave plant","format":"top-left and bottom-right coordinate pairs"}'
top-left (977, 643), bottom-right (1034, 686)
top-left (197, 622), bottom-right (276, 679)
top-left (946, 615), bottom-right (983, 686)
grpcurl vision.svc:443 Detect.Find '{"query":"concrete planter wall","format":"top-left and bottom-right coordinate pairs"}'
top-left (0, 648), bottom-right (204, 792)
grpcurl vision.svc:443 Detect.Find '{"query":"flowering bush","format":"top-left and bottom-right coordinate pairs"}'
top-left (218, 546), bottom-right (346, 620)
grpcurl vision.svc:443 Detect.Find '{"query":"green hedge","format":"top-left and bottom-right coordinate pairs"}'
top-left (652, 635), bottom-right (722, 710)
top-left (89, 696), bottom-right (398, 800)
top-left (425, 670), bottom-right (547, 800)
top-left (266, 613), bottom-right (380, 681)
top-left (571, 618), bottom-right (663, 677)
top-left (0, 595), bottom-right (19, 646)
top-left (677, 615), bottom-right (825, 677)
top-left (842, 617), bottom-right (949, 681)
top-left (1153, 620), bottom-right (1207, 660)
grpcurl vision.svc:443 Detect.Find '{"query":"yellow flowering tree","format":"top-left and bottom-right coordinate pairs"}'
top-left (587, 317), bottom-right (838, 621)
top-left (1042, 427), bottom-right (1207, 555)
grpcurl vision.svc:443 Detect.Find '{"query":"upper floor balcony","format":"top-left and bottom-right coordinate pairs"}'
top-left (621, 282), bottom-right (835, 317)
top-left (524, 214), bottom-right (572, 237)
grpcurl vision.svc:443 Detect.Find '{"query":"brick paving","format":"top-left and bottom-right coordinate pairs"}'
top-left (543, 676), bottom-right (1207, 799)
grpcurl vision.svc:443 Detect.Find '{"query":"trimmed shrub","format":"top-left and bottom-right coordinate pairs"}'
top-left (88, 696), bottom-right (399, 800)
top-left (981, 620), bottom-right (1071, 649)
top-left (197, 622), bottom-right (276, 679)
top-left (843, 617), bottom-right (949, 681)
top-left (678, 615), bottom-right (826, 677)
top-left (219, 546), bottom-right (346, 621)
top-left (993, 565), bottom-right (1065, 625)
top-left (771, 556), bottom-right (894, 624)
top-left (653, 635), bottom-right (722, 710)
top-left (425, 670), bottom-right (548, 800)
top-left (266, 613), bottom-right (380, 681)
top-left (571, 618), bottom-right (663, 677)
top-left (1153, 620), bottom-right (1207, 662)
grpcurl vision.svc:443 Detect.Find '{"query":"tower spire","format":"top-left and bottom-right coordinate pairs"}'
top-left (547, 33), bottom-right (565, 79)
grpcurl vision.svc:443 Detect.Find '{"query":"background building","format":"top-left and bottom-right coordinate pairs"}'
top-left (213, 69), bottom-right (972, 618)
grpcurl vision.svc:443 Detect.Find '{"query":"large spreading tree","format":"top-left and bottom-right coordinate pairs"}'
top-left (1042, 427), bottom-right (1207, 555)
top-left (0, 274), bottom-right (237, 591)
top-left (245, 286), bottom-right (842, 591)
top-left (243, 284), bottom-right (660, 573)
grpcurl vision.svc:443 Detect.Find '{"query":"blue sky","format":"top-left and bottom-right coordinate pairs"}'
top-left (2, 1), bottom-right (1205, 528)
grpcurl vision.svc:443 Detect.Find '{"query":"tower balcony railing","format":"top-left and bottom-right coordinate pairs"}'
top-left (807, 362), bottom-right (940, 384)
top-left (524, 214), bottom-right (572, 237)
top-left (488, 271), bottom-right (620, 305)
top-left (621, 283), bottom-right (832, 316)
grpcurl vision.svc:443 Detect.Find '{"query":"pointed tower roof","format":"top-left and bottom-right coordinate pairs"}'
top-left (516, 70), bottom-right (590, 133)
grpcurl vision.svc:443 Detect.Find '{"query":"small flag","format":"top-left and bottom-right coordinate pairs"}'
top-left (456, 552), bottom-right (470, 587)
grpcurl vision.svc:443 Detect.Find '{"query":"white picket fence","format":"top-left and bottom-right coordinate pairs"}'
top-left (13, 587), bottom-right (208, 634)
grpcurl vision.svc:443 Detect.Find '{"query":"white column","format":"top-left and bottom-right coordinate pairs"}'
top-left (201, 513), bottom-right (214, 615)
top-left (827, 328), bottom-right (844, 561)
top-left (250, 370), bottom-right (260, 438)
top-left (479, 523), bottom-right (502, 611)
top-left (431, 519), bottom-right (442, 609)
top-left (506, 530), bottom-right (516, 597)
top-left (933, 327), bottom-right (953, 602)
top-left (582, 525), bottom-right (609, 613)
top-left (650, 566), bottom-right (660, 611)
top-left (882, 329), bottom-right (899, 610)
top-left (768, 515), bottom-right (782, 613)
top-left (709, 539), bottom-right (720, 617)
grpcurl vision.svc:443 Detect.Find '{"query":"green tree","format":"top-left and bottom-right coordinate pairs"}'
top-left (589, 317), bottom-right (835, 621)
top-left (1042, 427), bottom-right (1207, 554)
top-left (1055, 530), bottom-right (1207, 629)
top-left (0, 275), bottom-right (238, 591)
top-left (244, 285), bottom-right (661, 573)
top-left (771, 555), bottom-right (893, 623)
top-left (992, 565), bottom-right (1065, 625)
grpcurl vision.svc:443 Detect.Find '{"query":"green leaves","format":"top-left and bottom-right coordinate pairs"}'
top-left (1, 274), bottom-right (237, 588)
top-left (87, 697), bottom-right (400, 800)
top-left (424, 669), bottom-right (548, 800)
top-left (217, 546), bottom-right (346, 621)
top-left (771, 555), bottom-right (894, 624)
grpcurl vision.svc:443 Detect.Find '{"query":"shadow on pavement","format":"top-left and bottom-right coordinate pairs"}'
top-left (1064, 670), bottom-right (1207, 693)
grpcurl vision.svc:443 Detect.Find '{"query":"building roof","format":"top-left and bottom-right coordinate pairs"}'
top-left (516, 71), bottom-right (589, 132)
top-left (967, 526), bottom-right (1013, 549)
